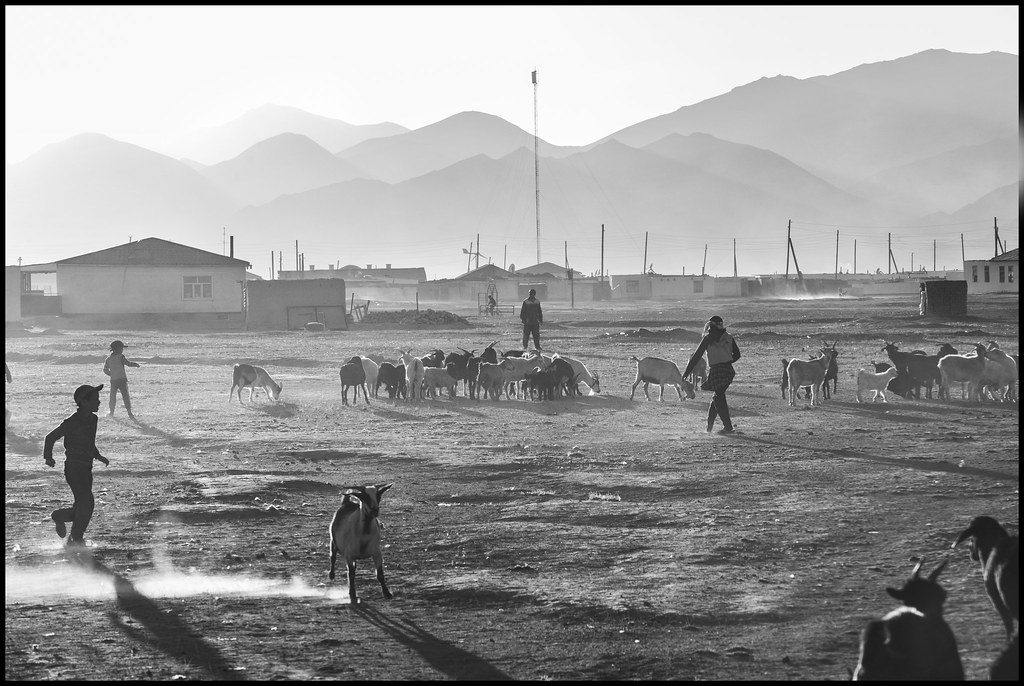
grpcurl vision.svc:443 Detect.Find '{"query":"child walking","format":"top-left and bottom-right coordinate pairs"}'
top-left (103, 339), bottom-right (141, 419)
top-left (44, 384), bottom-right (110, 546)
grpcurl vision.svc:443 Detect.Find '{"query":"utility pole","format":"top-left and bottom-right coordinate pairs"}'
top-left (600, 224), bottom-right (605, 282)
top-left (733, 238), bottom-right (737, 277)
top-left (834, 229), bottom-right (839, 279)
top-left (785, 220), bottom-right (791, 280)
top-left (270, 251), bottom-right (274, 279)
top-left (532, 69), bottom-right (541, 264)
top-left (476, 233), bottom-right (481, 270)
top-left (854, 239), bottom-right (857, 274)
top-left (961, 233), bottom-right (965, 263)
top-left (933, 239), bottom-right (936, 272)
top-left (503, 244), bottom-right (507, 271)
top-left (642, 232), bottom-right (648, 275)
top-left (565, 240), bottom-right (574, 309)
top-left (295, 240), bottom-right (299, 272)
top-left (702, 244), bottom-right (708, 277)
top-left (994, 217), bottom-right (1002, 257)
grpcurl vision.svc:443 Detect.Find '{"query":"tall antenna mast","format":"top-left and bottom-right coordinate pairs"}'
top-left (532, 69), bottom-right (540, 264)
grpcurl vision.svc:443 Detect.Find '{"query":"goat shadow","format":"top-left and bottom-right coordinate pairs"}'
top-left (351, 604), bottom-right (511, 680)
top-left (4, 428), bottom-right (41, 456)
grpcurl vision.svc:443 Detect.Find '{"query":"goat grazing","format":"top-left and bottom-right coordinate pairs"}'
top-left (952, 516), bottom-right (1019, 639)
top-left (229, 363), bottom-right (283, 403)
top-left (339, 356), bottom-right (370, 405)
top-left (476, 361), bottom-right (505, 400)
top-left (375, 362), bottom-right (406, 399)
top-left (785, 347), bottom-right (837, 407)
top-left (882, 341), bottom-right (943, 400)
top-left (629, 356), bottom-right (685, 401)
top-left (937, 343), bottom-right (989, 402)
top-left (423, 364), bottom-right (459, 399)
top-left (557, 354), bottom-right (601, 395)
top-left (856, 366), bottom-right (900, 403)
top-left (328, 483), bottom-right (394, 603)
top-left (979, 345), bottom-right (1018, 402)
top-left (358, 356), bottom-right (380, 398)
top-left (853, 558), bottom-right (963, 681)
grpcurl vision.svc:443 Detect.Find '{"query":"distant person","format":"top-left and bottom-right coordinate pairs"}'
top-left (520, 288), bottom-right (543, 352)
top-left (919, 283), bottom-right (928, 317)
top-left (683, 315), bottom-right (741, 434)
top-left (5, 362), bottom-right (11, 428)
top-left (103, 340), bottom-right (141, 419)
top-left (44, 383), bottom-right (110, 546)
top-left (487, 293), bottom-right (497, 315)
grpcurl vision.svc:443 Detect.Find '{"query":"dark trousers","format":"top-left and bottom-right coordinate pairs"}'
top-left (706, 391), bottom-right (733, 431)
top-left (522, 322), bottom-right (541, 351)
top-left (52, 462), bottom-right (94, 540)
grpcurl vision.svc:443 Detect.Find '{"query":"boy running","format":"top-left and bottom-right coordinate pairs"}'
top-left (44, 384), bottom-right (110, 546)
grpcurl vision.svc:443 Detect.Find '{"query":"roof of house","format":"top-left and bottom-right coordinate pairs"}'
top-left (55, 237), bottom-right (251, 267)
top-left (513, 261), bottom-right (584, 278)
top-left (452, 264), bottom-right (512, 281)
top-left (992, 248), bottom-right (1019, 262)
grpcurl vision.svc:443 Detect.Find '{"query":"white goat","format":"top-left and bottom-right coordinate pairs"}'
top-left (629, 356), bottom-right (685, 401)
top-left (229, 363), bottom-right (283, 403)
top-left (499, 355), bottom-right (543, 399)
top-left (328, 483), bottom-right (394, 603)
top-left (422, 365), bottom-right (459, 399)
top-left (359, 356), bottom-right (380, 398)
top-left (979, 345), bottom-right (1018, 402)
top-left (398, 348), bottom-right (425, 400)
top-left (786, 348), bottom-right (836, 407)
top-left (937, 343), bottom-right (989, 402)
top-left (856, 366), bottom-right (899, 403)
top-left (556, 355), bottom-right (601, 395)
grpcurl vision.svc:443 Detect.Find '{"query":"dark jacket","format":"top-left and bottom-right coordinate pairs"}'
top-left (43, 410), bottom-right (101, 465)
top-left (520, 297), bottom-right (543, 325)
top-left (684, 328), bottom-right (740, 377)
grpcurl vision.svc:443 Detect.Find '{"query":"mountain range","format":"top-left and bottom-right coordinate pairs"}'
top-left (5, 49), bottom-right (1019, 278)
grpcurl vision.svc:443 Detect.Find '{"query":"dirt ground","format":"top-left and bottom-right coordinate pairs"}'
top-left (4, 293), bottom-right (1019, 681)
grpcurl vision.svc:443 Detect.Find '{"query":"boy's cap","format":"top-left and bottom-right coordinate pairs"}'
top-left (709, 316), bottom-right (724, 323)
top-left (110, 340), bottom-right (126, 350)
top-left (74, 384), bottom-right (104, 404)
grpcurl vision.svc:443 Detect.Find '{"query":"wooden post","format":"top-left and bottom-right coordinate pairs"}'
top-left (785, 220), bottom-right (791, 280)
top-left (600, 224), bottom-right (605, 282)
top-left (643, 232), bottom-right (648, 275)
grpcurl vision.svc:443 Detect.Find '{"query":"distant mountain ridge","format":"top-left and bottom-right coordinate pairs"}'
top-left (5, 49), bottom-right (1018, 277)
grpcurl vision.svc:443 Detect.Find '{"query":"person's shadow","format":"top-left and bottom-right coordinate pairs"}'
top-left (70, 551), bottom-right (242, 680)
top-left (352, 604), bottom-right (511, 680)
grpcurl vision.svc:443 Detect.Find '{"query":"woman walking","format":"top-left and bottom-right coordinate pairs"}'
top-left (683, 315), bottom-right (741, 434)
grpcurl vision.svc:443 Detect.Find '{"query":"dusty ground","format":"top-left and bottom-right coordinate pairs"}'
top-left (5, 294), bottom-right (1019, 681)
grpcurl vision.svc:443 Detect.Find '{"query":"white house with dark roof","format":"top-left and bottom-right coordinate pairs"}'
top-left (964, 248), bottom-right (1018, 294)
top-left (19, 237), bottom-right (251, 322)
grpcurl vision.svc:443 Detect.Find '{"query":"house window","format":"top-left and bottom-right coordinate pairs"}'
top-left (972, 265), bottom-right (978, 282)
top-left (626, 280), bottom-right (640, 294)
top-left (183, 275), bottom-right (212, 299)
top-left (693, 280), bottom-right (704, 293)
top-left (1009, 266), bottom-right (1015, 283)
top-left (984, 265), bottom-right (990, 283)
top-left (999, 266), bottom-right (1006, 283)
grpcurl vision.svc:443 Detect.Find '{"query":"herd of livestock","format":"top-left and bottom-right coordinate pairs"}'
top-left (227, 337), bottom-right (1019, 408)
top-left (222, 338), bottom-right (1018, 679)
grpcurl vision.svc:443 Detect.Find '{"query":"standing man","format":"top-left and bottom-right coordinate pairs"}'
top-left (520, 288), bottom-right (543, 352)
top-left (683, 315), bottom-right (741, 434)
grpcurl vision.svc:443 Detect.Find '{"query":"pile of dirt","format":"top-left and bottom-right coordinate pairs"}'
top-left (359, 308), bottom-right (471, 328)
top-left (599, 326), bottom-right (701, 341)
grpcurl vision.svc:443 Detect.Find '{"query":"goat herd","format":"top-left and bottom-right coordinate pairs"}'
top-left (783, 339), bottom-right (1019, 407)
top-left (229, 337), bottom-right (1019, 409)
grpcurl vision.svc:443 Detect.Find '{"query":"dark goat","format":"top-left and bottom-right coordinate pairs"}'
top-left (523, 365), bottom-right (557, 400)
top-left (853, 558), bottom-right (963, 681)
top-left (550, 357), bottom-right (577, 398)
top-left (376, 362), bottom-right (407, 400)
top-left (952, 516), bottom-right (1019, 639)
top-left (480, 340), bottom-right (499, 365)
top-left (328, 483), bottom-right (393, 603)
top-left (420, 349), bottom-right (446, 369)
top-left (443, 348), bottom-right (478, 398)
top-left (882, 341), bottom-right (943, 400)
top-left (990, 629), bottom-right (1019, 681)
top-left (339, 356), bottom-right (370, 405)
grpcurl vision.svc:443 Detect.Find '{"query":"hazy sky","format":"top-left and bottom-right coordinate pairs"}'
top-left (5, 5), bottom-right (1019, 164)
